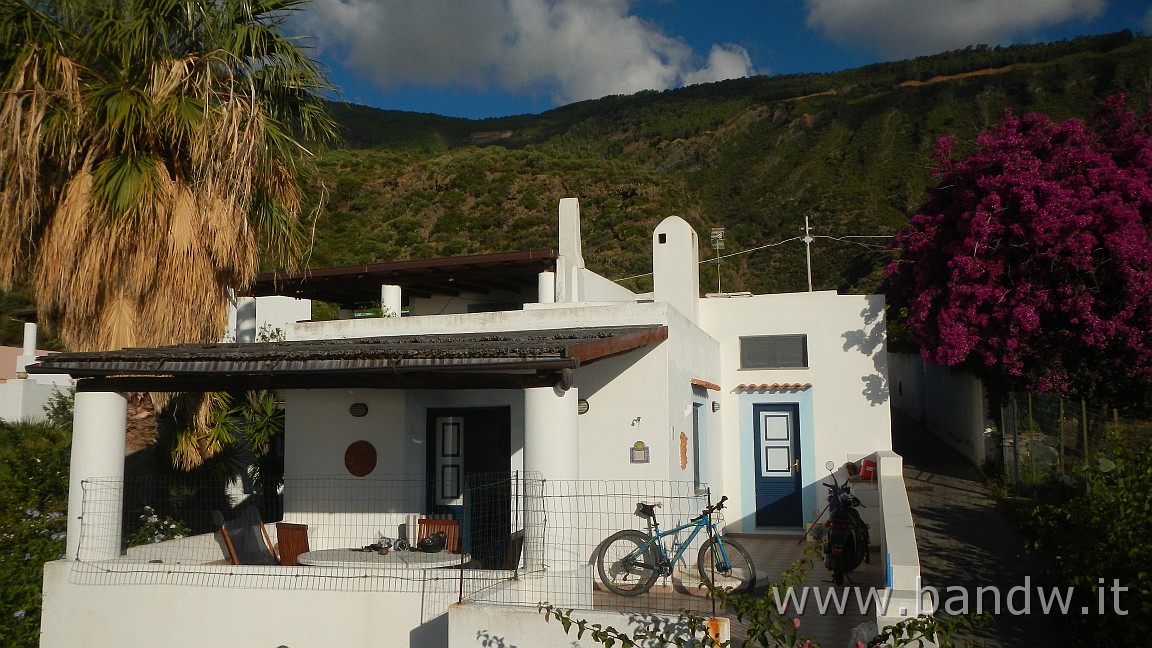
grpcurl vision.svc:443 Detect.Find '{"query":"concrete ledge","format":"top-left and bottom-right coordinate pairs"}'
top-left (875, 451), bottom-right (922, 619)
top-left (448, 602), bottom-right (729, 648)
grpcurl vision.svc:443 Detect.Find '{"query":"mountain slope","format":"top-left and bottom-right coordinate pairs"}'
top-left (289, 31), bottom-right (1152, 299)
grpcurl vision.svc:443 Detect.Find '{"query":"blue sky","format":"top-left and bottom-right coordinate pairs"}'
top-left (292, 0), bottom-right (1152, 120)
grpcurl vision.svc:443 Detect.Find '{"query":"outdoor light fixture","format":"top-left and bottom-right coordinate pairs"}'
top-left (712, 401), bottom-right (721, 412)
top-left (349, 402), bottom-right (369, 417)
top-left (577, 399), bottom-right (590, 414)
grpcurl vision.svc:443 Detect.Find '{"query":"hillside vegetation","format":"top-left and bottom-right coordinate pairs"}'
top-left (1, 32), bottom-right (1149, 346)
top-left (305, 30), bottom-right (1150, 298)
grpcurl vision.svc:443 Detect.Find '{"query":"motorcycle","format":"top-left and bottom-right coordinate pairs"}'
top-left (820, 460), bottom-right (870, 585)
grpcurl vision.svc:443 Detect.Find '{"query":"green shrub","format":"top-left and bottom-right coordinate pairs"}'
top-left (0, 421), bottom-right (70, 648)
top-left (1024, 435), bottom-right (1152, 644)
top-left (126, 505), bottom-right (191, 547)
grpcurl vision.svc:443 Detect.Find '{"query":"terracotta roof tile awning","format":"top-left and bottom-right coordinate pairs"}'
top-left (28, 325), bottom-right (667, 393)
top-left (736, 383), bottom-right (812, 392)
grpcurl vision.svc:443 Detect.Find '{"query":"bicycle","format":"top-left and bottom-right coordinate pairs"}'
top-left (595, 495), bottom-right (755, 596)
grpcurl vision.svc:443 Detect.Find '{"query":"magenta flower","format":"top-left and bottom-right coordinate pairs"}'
top-left (886, 94), bottom-right (1152, 400)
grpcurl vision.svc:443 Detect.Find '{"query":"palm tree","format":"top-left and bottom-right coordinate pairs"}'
top-left (0, 0), bottom-right (336, 352)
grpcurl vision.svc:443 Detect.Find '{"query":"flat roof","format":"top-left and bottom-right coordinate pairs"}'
top-left (28, 325), bottom-right (667, 392)
top-left (248, 249), bottom-right (556, 305)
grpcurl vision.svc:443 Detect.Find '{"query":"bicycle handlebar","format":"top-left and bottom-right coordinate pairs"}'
top-left (691, 495), bottom-right (728, 522)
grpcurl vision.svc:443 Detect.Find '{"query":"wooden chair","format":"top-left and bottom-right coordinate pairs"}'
top-left (416, 518), bottom-right (459, 553)
top-left (275, 522), bottom-right (310, 566)
top-left (502, 529), bottom-right (525, 570)
top-left (213, 507), bottom-right (278, 566)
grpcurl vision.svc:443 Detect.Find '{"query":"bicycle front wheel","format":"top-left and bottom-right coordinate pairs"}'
top-left (698, 537), bottom-right (756, 594)
top-left (597, 530), bottom-right (660, 596)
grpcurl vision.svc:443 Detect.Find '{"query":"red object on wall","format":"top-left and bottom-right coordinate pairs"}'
top-left (860, 459), bottom-right (877, 481)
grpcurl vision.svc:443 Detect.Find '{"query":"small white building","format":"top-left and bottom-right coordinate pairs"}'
top-left (0, 316), bottom-right (72, 423)
top-left (34, 198), bottom-right (895, 647)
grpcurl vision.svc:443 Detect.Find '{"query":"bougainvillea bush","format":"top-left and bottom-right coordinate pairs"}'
top-left (885, 95), bottom-right (1152, 401)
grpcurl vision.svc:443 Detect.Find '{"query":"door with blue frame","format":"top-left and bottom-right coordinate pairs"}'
top-left (427, 407), bottom-right (511, 567)
top-left (752, 402), bottom-right (802, 527)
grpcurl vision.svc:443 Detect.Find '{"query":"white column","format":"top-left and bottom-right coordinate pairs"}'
top-left (236, 296), bottom-right (257, 343)
top-left (66, 390), bottom-right (127, 561)
top-left (381, 284), bottom-right (402, 317)
top-left (525, 384), bottom-right (579, 480)
top-left (16, 321), bottom-right (36, 377)
top-left (524, 384), bottom-right (580, 571)
top-left (21, 321), bottom-right (36, 356)
top-left (537, 271), bottom-right (555, 304)
top-left (555, 198), bottom-right (585, 303)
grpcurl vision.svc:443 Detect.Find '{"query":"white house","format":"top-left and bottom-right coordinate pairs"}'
top-left (33, 198), bottom-right (900, 647)
top-left (0, 318), bottom-right (71, 422)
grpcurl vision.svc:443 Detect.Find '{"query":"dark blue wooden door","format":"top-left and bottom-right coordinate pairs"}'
top-left (752, 403), bottom-right (802, 526)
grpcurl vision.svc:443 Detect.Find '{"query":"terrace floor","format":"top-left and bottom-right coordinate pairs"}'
top-left (593, 533), bottom-right (885, 647)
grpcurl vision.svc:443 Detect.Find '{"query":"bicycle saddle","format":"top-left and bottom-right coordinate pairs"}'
top-left (635, 501), bottom-right (661, 519)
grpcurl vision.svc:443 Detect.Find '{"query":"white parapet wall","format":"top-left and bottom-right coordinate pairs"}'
top-left (875, 450), bottom-right (931, 633)
top-left (448, 601), bottom-right (729, 648)
top-left (40, 560), bottom-right (461, 648)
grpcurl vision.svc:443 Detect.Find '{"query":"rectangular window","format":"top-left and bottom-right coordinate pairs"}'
top-left (692, 402), bottom-right (706, 494)
top-left (740, 335), bottom-right (808, 369)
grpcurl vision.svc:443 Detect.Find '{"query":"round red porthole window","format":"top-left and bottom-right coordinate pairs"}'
top-left (344, 440), bottom-right (377, 477)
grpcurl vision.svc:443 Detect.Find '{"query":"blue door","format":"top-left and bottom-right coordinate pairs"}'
top-left (752, 403), bottom-right (802, 526)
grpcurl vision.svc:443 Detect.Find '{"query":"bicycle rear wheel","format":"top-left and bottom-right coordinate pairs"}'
top-left (698, 537), bottom-right (755, 594)
top-left (597, 530), bottom-right (660, 596)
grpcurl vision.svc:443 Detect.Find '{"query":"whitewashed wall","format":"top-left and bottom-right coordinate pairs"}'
top-left (699, 291), bottom-right (891, 533)
top-left (574, 347), bottom-right (671, 482)
top-left (227, 294), bottom-right (311, 340)
top-left (282, 389), bottom-right (416, 547)
top-left (0, 377), bottom-right (67, 422)
top-left (888, 352), bottom-right (991, 468)
top-left (40, 561), bottom-right (456, 648)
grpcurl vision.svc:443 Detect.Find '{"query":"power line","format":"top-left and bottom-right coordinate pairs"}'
top-left (609, 232), bottom-right (895, 284)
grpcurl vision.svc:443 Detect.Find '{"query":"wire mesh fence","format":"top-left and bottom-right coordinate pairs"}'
top-left (998, 391), bottom-right (1149, 488)
top-left (71, 473), bottom-right (738, 615)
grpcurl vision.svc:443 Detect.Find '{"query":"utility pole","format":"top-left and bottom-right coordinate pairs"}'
top-left (803, 215), bottom-right (814, 292)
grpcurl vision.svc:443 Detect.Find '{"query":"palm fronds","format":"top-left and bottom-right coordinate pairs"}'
top-left (0, 0), bottom-right (336, 351)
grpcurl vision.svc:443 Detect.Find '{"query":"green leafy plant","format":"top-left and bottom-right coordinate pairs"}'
top-left (1024, 432), bottom-right (1152, 644)
top-left (539, 604), bottom-right (728, 648)
top-left (126, 505), bottom-right (190, 547)
top-left (0, 421), bottom-right (70, 648)
top-left (43, 386), bottom-right (75, 429)
top-left (871, 613), bottom-right (991, 647)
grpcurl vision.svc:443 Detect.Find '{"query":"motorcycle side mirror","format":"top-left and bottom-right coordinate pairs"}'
top-left (825, 460), bottom-right (835, 472)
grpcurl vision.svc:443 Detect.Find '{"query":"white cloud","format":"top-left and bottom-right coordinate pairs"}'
top-left (805, 0), bottom-right (1107, 58)
top-left (294, 0), bottom-right (753, 106)
top-left (682, 44), bottom-right (755, 87)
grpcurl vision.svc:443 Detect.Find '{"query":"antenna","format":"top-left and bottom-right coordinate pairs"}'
top-left (710, 227), bottom-right (725, 294)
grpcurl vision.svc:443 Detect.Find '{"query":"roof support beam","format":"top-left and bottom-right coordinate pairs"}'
top-left (76, 370), bottom-right (565, 393)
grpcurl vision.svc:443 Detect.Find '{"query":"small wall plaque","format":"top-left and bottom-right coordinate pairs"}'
top-left (629, 441), bottom-right (649, 464)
